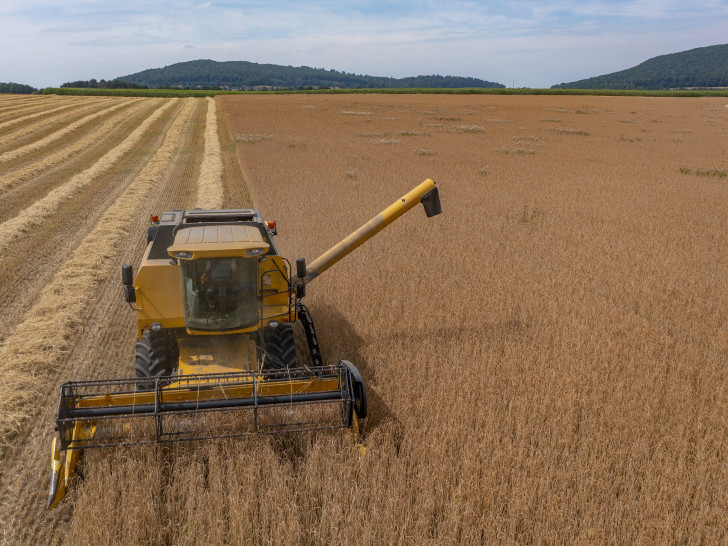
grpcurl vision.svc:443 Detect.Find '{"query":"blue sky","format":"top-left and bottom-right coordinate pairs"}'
top-left (1, 1), bottom-right (727, 88)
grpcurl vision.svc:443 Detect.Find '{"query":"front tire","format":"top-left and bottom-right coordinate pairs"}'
top-left (135, 330), bottom-right (176, 388)
top-left (262, 323), bottom-right (297, 370)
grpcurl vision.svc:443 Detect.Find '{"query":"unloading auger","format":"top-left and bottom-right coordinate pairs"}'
top-left (47, 179), bottom-right (442, 508)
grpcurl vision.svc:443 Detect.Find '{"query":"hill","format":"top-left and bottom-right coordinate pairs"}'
top-left (118, 59), bottom-right (504, 89)
top-left (552, 44), bottom-right (728, 90)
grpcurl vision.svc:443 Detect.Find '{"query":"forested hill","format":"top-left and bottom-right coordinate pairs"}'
top-left (552, 44), bottom-right (728, 90)
top-left (118, 59), bottom-right (504, 89)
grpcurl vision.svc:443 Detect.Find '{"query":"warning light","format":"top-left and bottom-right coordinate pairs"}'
top-left (150, 214), bottom-right (159, 223)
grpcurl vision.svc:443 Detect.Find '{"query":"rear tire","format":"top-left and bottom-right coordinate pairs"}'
top-left (262, 323), bottom-right (297, 370)
top-left (135, 330), bottom-right (176, 388)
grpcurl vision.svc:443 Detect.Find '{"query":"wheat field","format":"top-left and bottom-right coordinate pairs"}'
top-left (0, 92), bottom-right (727, 544)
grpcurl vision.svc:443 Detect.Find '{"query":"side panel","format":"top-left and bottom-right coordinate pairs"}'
top-left (134, 258), bottom-right (185, 334)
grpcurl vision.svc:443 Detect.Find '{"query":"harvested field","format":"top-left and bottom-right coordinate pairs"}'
top-left (1, 94), bottom-right (727, 543)
top-left (0, 98), bottom-right (132, 163)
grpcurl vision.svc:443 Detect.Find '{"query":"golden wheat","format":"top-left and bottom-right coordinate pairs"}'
top-left (0, 93), bottom-right (724, 543)
top-left (66, 93), bottom-right (728, 544)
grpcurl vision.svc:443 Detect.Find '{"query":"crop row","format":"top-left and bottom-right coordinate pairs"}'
top-left (0, 100), bottom-right (172, 253)
top-left (0, 99), bottom-right (134, 164)
top-left (195, 96), bottom-right (224, 208)
top-left (0, 99), bottom-right (151, 194)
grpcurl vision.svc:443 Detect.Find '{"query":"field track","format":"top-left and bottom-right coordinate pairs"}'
top-left (0, 93), bottom-right (727, 543)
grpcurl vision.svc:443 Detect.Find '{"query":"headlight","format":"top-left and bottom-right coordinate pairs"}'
top-left (247, 248), bottom-right (265, 257)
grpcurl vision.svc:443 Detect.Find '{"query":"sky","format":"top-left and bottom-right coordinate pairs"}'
top-left (1, 1), bottom-right (727, 89)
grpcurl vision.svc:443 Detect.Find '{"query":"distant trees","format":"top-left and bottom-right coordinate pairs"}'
top-left (61, 79), bottom-right (147, 89)
top-left (0, 82), bottom-right (37, 94)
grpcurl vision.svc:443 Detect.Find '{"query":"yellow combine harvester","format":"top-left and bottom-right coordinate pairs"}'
top-left (47, 179), bottom-right (441, 508)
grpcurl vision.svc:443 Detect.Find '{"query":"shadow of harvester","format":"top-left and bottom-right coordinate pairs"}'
top-left (300, 302), bottom-right (394, 433)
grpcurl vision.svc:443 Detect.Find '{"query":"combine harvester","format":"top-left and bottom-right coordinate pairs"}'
top-left (48, 179), bottom-right (442, 508)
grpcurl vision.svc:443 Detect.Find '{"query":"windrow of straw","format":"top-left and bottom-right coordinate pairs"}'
top-left (0, 97), bottom-right (194, 450)
top-left (195, 96), bottom-right (224, 209)
top-left (0, 96), bottom-right (104, 133)
top-left (0, 95), bottom-right (45, 104)
top-left (0, 98), bottom-right (132, 163)
top-left (0, 99), bottom-right (150, 194)
top-left (0, 96), bottom-right (76, 121)
top-left (0, 99), bottom-right (175, 254)
top-left (0, 97), bottom-right (111, 148)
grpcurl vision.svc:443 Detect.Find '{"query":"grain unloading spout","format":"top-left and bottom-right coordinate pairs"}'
top-left (292, 179), bottom-right (442, 287)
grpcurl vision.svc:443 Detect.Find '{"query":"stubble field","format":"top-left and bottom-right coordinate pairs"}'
top-left (1, 92), bottom-right (727, 543)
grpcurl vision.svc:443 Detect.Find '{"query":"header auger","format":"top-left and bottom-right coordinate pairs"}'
top-left (48, 178), bottom-right (442, 509)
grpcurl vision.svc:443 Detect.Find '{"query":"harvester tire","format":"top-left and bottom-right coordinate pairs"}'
top-left (263, 323), bottom-right (297, 370)
top-left (135, 330), bottom-right (174, 388)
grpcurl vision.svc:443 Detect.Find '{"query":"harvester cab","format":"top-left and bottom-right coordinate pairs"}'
top-left (47, 179), bottom-right (442, 509)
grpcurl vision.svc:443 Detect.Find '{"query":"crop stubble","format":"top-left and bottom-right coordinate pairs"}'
top-left (1, 94), bottom-right (727, 543)
top-left (0, 96), bottom-right (93, 134)
top-left (0, 98), bottom-right (148, 195)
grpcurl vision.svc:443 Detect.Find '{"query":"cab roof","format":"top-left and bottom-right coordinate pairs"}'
top-left (167, 225), bottom-right (270, 259)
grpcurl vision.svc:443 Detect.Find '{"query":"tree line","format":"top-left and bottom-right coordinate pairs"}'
top-left (60, 79), bottom-right (147, 89)
top-left (0, 82), bottom-right (37, 94)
